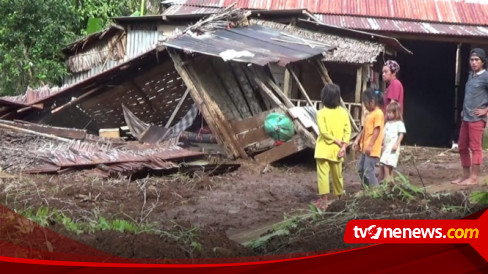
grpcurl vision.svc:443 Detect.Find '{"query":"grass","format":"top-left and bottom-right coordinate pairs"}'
top-left (364, 171), bottom-right (426, 202)
top-left (245, 172), bottom-right (478, 253)
top-left (469, 191), bottom-right (488, 205)
top-left (18, 206), bottom-right (154, 235)
top-left (155, 222), bottom-right (202, 257)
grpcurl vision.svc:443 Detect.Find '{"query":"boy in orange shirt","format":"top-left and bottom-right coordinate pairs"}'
top-left (353, 88), bottom-right (385, 187)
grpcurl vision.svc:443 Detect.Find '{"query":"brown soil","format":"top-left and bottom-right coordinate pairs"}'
top-left (0, 129), bottom-right (487, 260)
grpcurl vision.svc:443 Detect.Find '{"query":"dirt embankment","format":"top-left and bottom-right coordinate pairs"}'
top-left (1, 132), bottom-right (487, 260)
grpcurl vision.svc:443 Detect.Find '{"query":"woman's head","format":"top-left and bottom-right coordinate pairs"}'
top-left (382, 60), bottom-right (400, 82)
top-left (321, 83), bottom-right (341, 108)
top-left (386, 101), bottom-right (403, 121)
top-left (362, 88), bottom-right (383, 111)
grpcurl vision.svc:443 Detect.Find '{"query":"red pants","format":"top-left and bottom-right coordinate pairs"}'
top-left (458, 120), bottom-right (486, 167)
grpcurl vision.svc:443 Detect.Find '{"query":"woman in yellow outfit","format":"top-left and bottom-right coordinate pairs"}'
top-left (314, 84), bottom-right (351, 210)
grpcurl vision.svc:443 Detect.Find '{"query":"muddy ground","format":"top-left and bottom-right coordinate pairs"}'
top-left (0, 128), bottom-right (487, 261)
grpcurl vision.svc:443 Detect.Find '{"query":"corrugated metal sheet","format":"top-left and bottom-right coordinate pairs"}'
top-left (315, 14), bottom-right (488, 37)
top-left (162, 0), bottom-right (488, 26)
top-left (0, 85), bottom-right (69, 106)
top-left (163, 4), bottom-right (222, 15)
top-left (64, 29), bottom-right (162, 86)
top-left (126, 29), bottom-right (162, 58)
top-left (164, 24), bottom-right (334, 66)
top-left (64, 60), bottom-right (121, 86)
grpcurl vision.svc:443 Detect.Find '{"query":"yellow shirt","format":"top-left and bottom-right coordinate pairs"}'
top-left (360, 108), bottom-right (384, 157)
top-left (314, 106), bottom-right (351, 162)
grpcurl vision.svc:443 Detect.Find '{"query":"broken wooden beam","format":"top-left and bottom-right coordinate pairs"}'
top-left (0, 120), bottom-right (72, 142)
top-left (168, 49), bottom-right (248, 159)
top-left (165, 88), bottom-right (190, 128)
top-left (314, 59), bottom-right (360, 133)
top-left (286, 64), bottom-right (314, 107)
top-left (254, 135), bottom-right (306, 164)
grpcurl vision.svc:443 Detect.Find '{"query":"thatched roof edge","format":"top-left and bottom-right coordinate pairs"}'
top-left (251, 19), bottom-right (384, 64)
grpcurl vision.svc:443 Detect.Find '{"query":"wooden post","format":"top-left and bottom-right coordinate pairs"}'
top-left (355, 66), bottom-right (362, 103)
top-left (253, 77), bottom-right (288, 110)
top-left (283, 69), bottom-right (293, 98)
top-left (315, 59), bottom-right (333, 84)
top-left (165, 88), bottom-right (190, 128)
top-left (315, 60), bottom-right (360, 133)
top-left (286, 64), bottom-right (314, 107)
top-left (362, 64), bottom-right (369, 94)
top-left (229, 62), bottom-right (262, 116)
top-left (51, 87), bottom-right (100, 114)
top-left (168, 50), bottom-right (248, 159)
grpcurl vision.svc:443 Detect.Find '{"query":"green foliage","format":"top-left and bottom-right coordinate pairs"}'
top-left (469, 191), bottom-right (488, 205)
top-left (86, 18), bottom-right (103, 34)
top-left (365, 171), bottom-right (426, 202)
top-left (75, 0), bottom-right (140, 36)
top-left (19, 206), bottom-right (152, 234)
top-left (0, 0), bottom-right (141, 95)
top-left (0, 0), bottom-right (78, 95)
top-left (158, 222), bottom-right (202, 254)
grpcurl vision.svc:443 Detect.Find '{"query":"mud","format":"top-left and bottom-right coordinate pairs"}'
top-left (0, 141), bottom-right (487, 260)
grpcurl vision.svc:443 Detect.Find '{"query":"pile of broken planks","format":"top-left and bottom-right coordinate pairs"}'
top-left (0, 120), bottom-right (239, 179)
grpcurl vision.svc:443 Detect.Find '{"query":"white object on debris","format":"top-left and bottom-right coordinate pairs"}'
top-left (451, 141), bottom-right (458, 149)
top-left (219, 49), bottom-right (255, 61)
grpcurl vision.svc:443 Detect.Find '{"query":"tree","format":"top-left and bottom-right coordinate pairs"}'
top-left (0, 0), bottom-right (147, 95)
top-left (0, 0), bottom-right (80, 95)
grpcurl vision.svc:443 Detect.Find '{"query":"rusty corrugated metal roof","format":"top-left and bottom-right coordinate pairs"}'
top-left (164, 24), bottom-right (335, 66)
top-left (162, 0), bottom-right (488, 26)
top-left (315, 14), bottom-right (488, 37)
top-left (163, 4), bottom-right (222, 15)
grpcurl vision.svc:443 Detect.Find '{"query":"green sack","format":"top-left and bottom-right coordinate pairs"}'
top-left (264, 113), bottom-right (295, 142)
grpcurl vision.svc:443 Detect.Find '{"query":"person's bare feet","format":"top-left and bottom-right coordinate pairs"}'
top-left (458, 177), bottom-right (479, 185)
top-left (313, 198), bottom-right (329, 210)
top-left (451, 177), bottom-right (468, 184)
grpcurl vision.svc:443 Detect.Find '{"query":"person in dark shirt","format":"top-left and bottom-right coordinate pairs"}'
top-left (452, 48), bottom-right (488, 185)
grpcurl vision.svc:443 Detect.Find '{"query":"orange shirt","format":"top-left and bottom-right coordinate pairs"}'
top-left (360, 108), bottom-right (384, 157)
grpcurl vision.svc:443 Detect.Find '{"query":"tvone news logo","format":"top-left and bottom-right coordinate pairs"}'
top-left (353, 225), bottom-right (479, 240)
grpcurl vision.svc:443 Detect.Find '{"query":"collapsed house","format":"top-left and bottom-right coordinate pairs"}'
top-left (0, 7), bottom-right (411, 171)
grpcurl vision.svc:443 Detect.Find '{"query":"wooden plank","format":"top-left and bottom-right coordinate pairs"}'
top-left (51, 87), bottom-right (100, 114)
top-left (315, 59), bottom-right (334, 84)
top-left (244, 138), bottom-right (275, 154)
top-left (361, 64), bottom-right (369, 94)
top-left (165, 88), bottom-right (190, 128)
top-left (212, 59), bottom-right (252, 119)
top-left (243, 66), bottom-right (273, 110)
top-left (8, 120), bottom-right (86, 139)
top-left (0, 121), bottom-right (72, 142)
top-left (283, 69), bottom-right (293, 98)
top-left (355, 66), bottom-right (362, 103)
top-left (286, 64), bottom-right (314, 107)
top-left (168, 49), bottom-right (247, 159)
top-left (230, 108), bottom-right (281, 133)
top-left (195, 57), bottom-right (242, 120)
top-left (237, 126), bottom-right (268, 146)
top-left (265, 77), bottom-right (295, 108)
top-left (252, 74), bottom-right (288, 110)
top-left (229, 62), bottom-right (263, 116)
top-left (254, 136), bottom-right (305, 164)
top-left (315, 60), bottom-right (360, 133)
